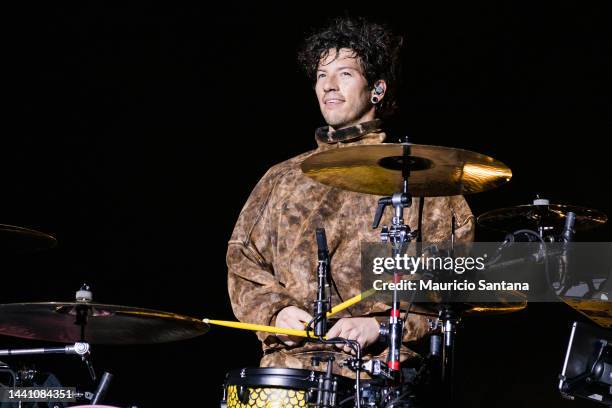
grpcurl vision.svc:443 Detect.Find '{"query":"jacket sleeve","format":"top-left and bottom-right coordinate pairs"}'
top-left (226, 167), bottom-right (297, 344)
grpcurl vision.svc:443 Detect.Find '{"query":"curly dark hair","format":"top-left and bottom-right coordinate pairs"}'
top-left (297, 16), bottom-right (403, 119)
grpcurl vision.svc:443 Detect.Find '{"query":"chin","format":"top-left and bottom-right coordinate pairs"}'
top-left (324, 114), bottom-right (350, 129)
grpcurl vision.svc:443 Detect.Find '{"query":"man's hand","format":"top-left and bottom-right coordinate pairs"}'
top-left (326, 317), bottom-right (380, 354)
top-left (275, 306), bottom-right (313, 347)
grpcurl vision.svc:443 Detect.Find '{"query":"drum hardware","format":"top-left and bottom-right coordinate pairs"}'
top-left (308, 228), bottom-right (363, 407)
top-left (0, 342), bottom-right (91, 358)
top-left (559, 321), bottom-right (611, 405)
top-left (438, 308), bottom-right (460, 402)
top-left (220, 139), bottom-right (607, 406)
top-left (311, 356), bottom-right (339, 407)
top-left (483, 212), bottom-right (587, 299)
top-left (90, 371), bottom-right (113, 405)
top-left (299, 140), bottom-right (519, 406)
top-left (313, 228), bottom-right (331, 338)
top-left (0, 221), bottom-right (204, 407)
top-left (38, 371), bottom-right (114, 406)
top-left (477, 197), bottom-right (608, 239)
top-left (0, 282), bottom-right (204, 407)
top-left (16, 368), bottom-right (37, 384)
top-left (359, 360), bottom-right (394, 381)
top-left (221, 367), bottom-right (352, 408)
top-left (370, 140), bottom-right (416, 383)
top-left (0, 362), bottom-right (101, 405)
top-left (0, 341), bottom-right (95, 384)
top-left (417, 217), bottom-right (462, 403)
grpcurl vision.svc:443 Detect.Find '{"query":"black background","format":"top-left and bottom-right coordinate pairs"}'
top-left (2, 3), bottom-right (611, 407)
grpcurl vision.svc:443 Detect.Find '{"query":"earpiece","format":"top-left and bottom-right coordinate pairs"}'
top-left (373, 83), bottom-right (384, 95)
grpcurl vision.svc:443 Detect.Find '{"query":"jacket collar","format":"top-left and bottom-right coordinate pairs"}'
top-left (315, 119), bottom-right (386, 149)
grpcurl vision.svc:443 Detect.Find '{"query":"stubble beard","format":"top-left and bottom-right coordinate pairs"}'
top-left (322, 98), bottom-right (372, 130)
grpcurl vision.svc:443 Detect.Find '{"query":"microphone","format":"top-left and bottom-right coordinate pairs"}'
top-left (316, 228), bottom-right (329, 261)
top-left (83, 354), bottom-right (97, 382)
top-left (562, 212), bottom-right (576, 243)
top-left (314, 228), bottom-right (330, 337)
top-left (91, 371), bottom-right (113, 404)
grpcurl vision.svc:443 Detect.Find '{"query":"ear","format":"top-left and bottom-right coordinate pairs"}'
top-left (371, 80), bottom-right (387, 101)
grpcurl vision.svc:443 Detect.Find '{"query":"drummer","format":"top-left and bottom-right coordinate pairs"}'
top-left (226, 16), bottom-right (474, 381)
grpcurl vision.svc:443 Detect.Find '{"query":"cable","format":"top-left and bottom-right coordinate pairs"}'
top-left (511, 229), bottom-right (553, 294)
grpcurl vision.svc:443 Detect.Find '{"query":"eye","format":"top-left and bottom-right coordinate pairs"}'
top-left (317, 73), bottom-right (326, 79)
top-left (341, 71), bottom-right (352, 77)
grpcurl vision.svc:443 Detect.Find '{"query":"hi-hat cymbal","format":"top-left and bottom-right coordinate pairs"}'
top-left (411, 301), bottom-right (527, 316)
top-left (478, 203), bottom-right (608, 233)
top-left (0, 224), bottom-right (57, 253)
top-left (301, 143), bottom-right (512, 197)
top-left (0, 302), bottom-right (209, 344)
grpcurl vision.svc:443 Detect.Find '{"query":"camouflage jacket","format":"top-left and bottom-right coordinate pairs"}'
top-left (226, 121), bottom-right (475, 377)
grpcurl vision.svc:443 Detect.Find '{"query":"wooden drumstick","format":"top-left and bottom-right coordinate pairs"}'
top-left (204, 289), bottom-right (376, 337)
top-left (298, 288), bottom-right (377, 327)
top-left (203, 318), bottom-right (319, 338)
top-left (326, 288), bottom-right (376, 318)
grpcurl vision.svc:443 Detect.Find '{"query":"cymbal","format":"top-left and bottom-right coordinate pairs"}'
top-left (478, 202), bottom-right (608, 233)
top-left (409, 293), bottom-right (527, 317)
top-left (374, 289), bottom-right (527, 317)
top-left (409, 303), bottom-right (527, 317)
top-left (561, 297), bottom-right (612, 329)
top-left (0, 302), bottom-right (209, 344)
top-left (301, 143), bottom-right (512, 197)
top-left (0, 224), bottom-right (57, 253)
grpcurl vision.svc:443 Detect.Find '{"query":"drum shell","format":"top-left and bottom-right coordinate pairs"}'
top-left (222, 367), bottom-right (351, 408)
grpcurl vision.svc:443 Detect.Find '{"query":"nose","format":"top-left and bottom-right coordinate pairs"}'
top-left (322, 74), bottom-right (338, 92)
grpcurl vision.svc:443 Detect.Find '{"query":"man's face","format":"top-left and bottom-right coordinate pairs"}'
top-left (315, 48), bottom-right (374, 130)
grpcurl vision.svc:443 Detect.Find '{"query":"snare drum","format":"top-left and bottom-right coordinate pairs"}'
top-left (221, 367), bottom-right (351, 407)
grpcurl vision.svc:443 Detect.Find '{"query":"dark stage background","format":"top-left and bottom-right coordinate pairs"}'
top-left (3, 3), bottom-right (610, 407)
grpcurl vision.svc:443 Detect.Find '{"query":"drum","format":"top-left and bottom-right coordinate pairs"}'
top-left (222, 367), bottom-right (351, 408)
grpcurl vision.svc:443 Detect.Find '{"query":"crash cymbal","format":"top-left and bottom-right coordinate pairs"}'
top-left (478, 200), bottom-right (608, 233)
top-left (0, 224), bottom-right (57, 253)
top-left (0, 302), bottom-right (209, 344)
top-left (301, 143), bottom-right (512, 197)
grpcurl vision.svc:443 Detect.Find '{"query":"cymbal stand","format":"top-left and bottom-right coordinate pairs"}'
top-left (372, 141), bottom-right (419, 383)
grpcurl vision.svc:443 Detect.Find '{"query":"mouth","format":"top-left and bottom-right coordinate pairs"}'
top-left (324, 98), bottom-right (345, 106)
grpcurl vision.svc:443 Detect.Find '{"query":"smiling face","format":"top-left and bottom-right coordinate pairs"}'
top-left (315, 48), bottom-right (378, 130)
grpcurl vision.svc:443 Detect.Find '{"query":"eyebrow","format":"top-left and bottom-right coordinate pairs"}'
top-left (317, 66), bottom-right (361, 73)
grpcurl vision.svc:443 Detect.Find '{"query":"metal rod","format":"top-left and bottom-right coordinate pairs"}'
top-left (0, 342), bottom-right (90, 357)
